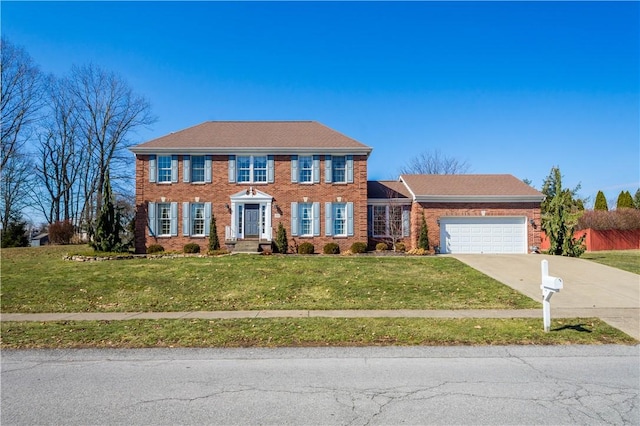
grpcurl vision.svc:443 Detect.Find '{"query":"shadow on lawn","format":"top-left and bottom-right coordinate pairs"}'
top-left (553, 324), bottom-right (592, 333)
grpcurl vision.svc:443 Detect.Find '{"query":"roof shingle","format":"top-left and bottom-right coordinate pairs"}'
top-left (400, 174), bottom-right (543, 201)
top-left (131, 121), bottom-right (372, 154)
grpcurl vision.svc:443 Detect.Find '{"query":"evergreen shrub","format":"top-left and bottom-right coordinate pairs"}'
top-left (375, 242), bottom-right (388, 251)
top-left (147, 244), bottom-right (165, 254)
top-left (323, 242), bottom-right (340, 254)
top-left (350, 242), bottom-right (367, 254)
top-left (298, 242), bottom-right (315, 254)
top-left (183, 243), bottom-right (200, 253)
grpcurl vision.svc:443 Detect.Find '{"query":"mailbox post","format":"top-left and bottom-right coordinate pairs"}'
top-left (540, 260), bottom-right (563, 332)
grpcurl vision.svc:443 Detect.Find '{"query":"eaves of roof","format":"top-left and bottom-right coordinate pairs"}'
top-left (413, 195), bottom-right (545, 203)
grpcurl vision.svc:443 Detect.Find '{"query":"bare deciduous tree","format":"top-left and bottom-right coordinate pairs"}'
top-left (1, 37), bottom-right (42, 171)
top-left (34, 75), bottom-right (84, 224)
top-left (1, 151), bottom-right (33, 229)
top-left (399, 149), bottom-right (470, 175)
top-left (1, 38), bottom-right (42, 227)
top-left (67, 64), bottom-right (155, 226)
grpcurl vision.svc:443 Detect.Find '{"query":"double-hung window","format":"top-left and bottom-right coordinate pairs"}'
top-left (325, 155), bottom-right (353, 184)
top-left (149, 155), bottom-right (177, 183)
top-left (191, 203), bottom-right (205, 236)
top-left (300, 203), bottom-right (313, 236)
top-left (182, 202), bottom-right (211, 237)
top-left (332, 156), bottom-right (346, 183)
top-left (325, 202), bottom-right (354, 237)
top-left (191, 156), bottom-right (205, 183)
top-left (158, 203), bottom-right (172, 236)
top-left (236, 155), bottom-right (268, 183)
top-left (333, 204), bottom-right (347, 236)
top-left (157, 156), bottom-right (172, 183)
top-left (291, 202), bottom-right (320, 237)
top-left (299, 156), bottom-right (313, 183)
top-left (291, 155), bottom-right (319, 183)
top-left (148, 202), bottom-right (178, 237)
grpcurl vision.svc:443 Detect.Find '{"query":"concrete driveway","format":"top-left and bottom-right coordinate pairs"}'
top-left (453, 254), bottom-right (640, 340)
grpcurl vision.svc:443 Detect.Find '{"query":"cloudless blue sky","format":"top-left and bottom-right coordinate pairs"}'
top-left (3, 1), bottom-right (639, 207)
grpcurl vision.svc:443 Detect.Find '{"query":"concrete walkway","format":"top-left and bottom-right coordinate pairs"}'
top-left (452, 254), bottom-right (640, 340)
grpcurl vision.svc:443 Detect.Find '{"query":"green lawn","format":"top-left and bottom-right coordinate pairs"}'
top-left (1, 245), bottom-right (538, 313)
top-left (2, 246), bottom-right (636, 348)
top-left (2, 317), bottom-right (635, 349)
top-left (582, 250), bottom-right (640, 275)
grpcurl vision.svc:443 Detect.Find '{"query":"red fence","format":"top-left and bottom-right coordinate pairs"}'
top-left (540, 229), bottom-right (640, 252)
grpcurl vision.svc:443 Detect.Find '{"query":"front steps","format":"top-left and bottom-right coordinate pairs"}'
top-left (229, 240), bottom-right (272, 254)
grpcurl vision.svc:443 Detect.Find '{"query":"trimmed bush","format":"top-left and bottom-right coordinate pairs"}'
top-left (394, 242), bottom-right (406, 252)
top-left (298, 242), bottom-right (315, 254)
top-left (350, 242), bottom-right (367, 254)
top-left (147, 244), bottom-right (165, 254)
top-left (323, 242), bottom-right (340, 254)
top-left (183, 243), bottom-right (200, 254)
top-left (375, 242), bottom-right (388, 251)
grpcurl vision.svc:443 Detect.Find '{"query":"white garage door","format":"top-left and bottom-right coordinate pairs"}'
top-left (440, 217), bottom-right (527, 254)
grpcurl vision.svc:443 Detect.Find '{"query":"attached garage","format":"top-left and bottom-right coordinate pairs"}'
top-left (439, 216), bottom-right (527, 254)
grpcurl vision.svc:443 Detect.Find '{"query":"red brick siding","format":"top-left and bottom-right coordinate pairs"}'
top-left (409, 202), bottom-right (542, 252)
top-left (135, 154), bottom-right (369, 253)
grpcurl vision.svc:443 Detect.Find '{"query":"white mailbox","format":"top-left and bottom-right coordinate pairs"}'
top-left (542, 275), bottom-right (563, 291)
top-left (540, 259), bottom-right (563, 332)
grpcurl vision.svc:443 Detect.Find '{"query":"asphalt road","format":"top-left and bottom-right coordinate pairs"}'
top-left (2, 346), bottom-right (639, 425)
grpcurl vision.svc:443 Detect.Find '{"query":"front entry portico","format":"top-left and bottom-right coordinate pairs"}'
top-left (226, 188), bottom-right (274, 242)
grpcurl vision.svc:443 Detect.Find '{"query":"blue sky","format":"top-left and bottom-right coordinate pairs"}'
top-left (3, 1), bottom-right (639, 207)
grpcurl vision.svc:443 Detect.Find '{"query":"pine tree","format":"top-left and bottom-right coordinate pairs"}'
top-left (540, 167), bottom-right (585, 257)
top-left (417, 213), bottom-right (429, 250)
top-left (274, 222), bottom-right (288, 254)
top-left (91, 173), bottom-right (124, 252)
top-left (1, 217), bottom-right (29, 248)
top-left (208, 213), bottom-right (220, 251)
top-left (616, 191), bottom-right (634, 209)
top-left (634, 189), bottom-right (640, 209)
top-left (594, 191), bottom-right (608, 211)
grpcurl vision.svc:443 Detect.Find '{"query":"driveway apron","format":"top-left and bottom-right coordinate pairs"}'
top-left (452, 254), bottom-right (640, 340)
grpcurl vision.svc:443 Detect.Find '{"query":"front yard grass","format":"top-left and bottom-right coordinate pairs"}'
top-left (1, 245), bottom-right (539, 313)
top-left (1, 317), bottom-right (635, 349)
top-left (582, 250), bottom-right (640, 275)
top-left (2, 246), bottom-right (635, 348)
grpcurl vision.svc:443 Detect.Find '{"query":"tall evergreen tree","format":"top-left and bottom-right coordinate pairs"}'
top-left (91, 172), bottom-right (124, 252)
top-left (417, 213), bottom-right (429, 250)
top-left (594, 191), bottom-right (608, 211)
top-left (541, 167), bottom-right (585, 257)
top-left (208, 213), bottom-right (220, 251)
top-left (616, 191), bottom-right (634, 209)
top-left (634, 189), bottom-right (640, 209)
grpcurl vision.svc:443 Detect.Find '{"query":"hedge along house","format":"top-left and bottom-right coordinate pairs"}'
top-left (398, 174), bottom-right (545, 254)
top-left (130, 121), bottom-right (372, 253)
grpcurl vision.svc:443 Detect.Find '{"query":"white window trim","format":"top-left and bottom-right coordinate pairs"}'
top-left (237, 155), bottom-right (268, 184)
top-left (157, 155), bottom-right (173, 183)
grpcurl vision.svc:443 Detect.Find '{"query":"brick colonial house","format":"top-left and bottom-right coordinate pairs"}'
top-left (131, 121), bottom-right (543, 254)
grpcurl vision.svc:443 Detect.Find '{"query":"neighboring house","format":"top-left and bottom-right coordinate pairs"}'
top-left (30, 233), bottom-right (49, 247)
top-left (131, 121), bottom-right (543, 254)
